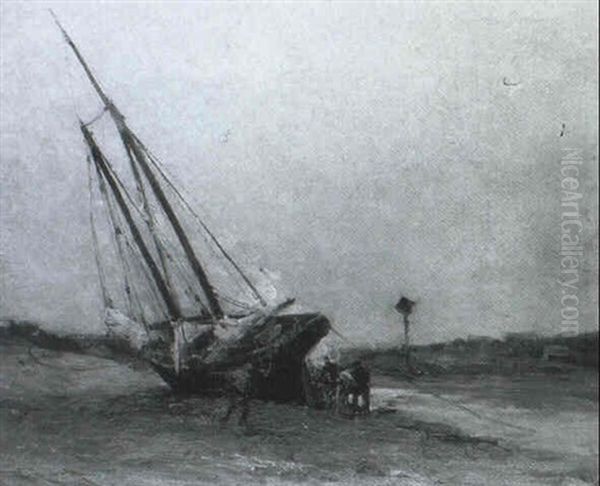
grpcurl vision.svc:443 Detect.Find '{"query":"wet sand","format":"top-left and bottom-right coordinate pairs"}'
top-left (1, 343), bottom-right (598, 485)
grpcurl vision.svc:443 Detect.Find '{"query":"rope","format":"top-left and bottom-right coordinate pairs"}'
top-left (215, 291), bottom-right (254, 310)
top-left (146, 213), bottom-right (255, 314)
top-left (120, 136), bottom-right (177, 309)
top-left (413, 386), bottom-right (536, 433)
top-left (94, 154), bottom-right (156, 328)
top-left (82, 107), bottom-right (108, 127)
top-left (94, 148), bottom-right (174, 324)
top-left (98, 172), bottom-right (136, 318)
top-left (149, 170), bottom-right (258, 306)
top-left (98, 152), bottom-right (213, 318)
top-left (107, 202), bottom-right (153, 326)
top-left (86, 156), bottom-right (112, 308)
top-left (132, 134), bottom-right (266, 306)
top-left (148, 226), bottom-right (210, 314)
top-left (123, 237), bottom-right (168, 324)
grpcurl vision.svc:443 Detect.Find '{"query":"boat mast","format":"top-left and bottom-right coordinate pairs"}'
top-left (81, 122), bottom-right (182, 321)
top-left (53, 13), bottom-right (224, 318)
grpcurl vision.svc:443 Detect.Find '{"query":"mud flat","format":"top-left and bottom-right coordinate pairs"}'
top-left (1, 343), bottom-right (598, 485)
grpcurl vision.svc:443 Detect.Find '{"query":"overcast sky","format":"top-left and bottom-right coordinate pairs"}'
top-left (1, 1), bottom-right (598, 345)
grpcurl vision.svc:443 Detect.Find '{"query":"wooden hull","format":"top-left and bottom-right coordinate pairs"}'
top-left (150, 313), bottom-right (330, 402)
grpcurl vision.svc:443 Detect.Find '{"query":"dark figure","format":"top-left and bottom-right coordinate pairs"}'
top-left (220, 355), bottom-right (270, 426)
top-left (322, 356), bottom-right (339, 383)
top-left (321, 356), bottom-right (339, 408)
top-left (220, 363), bottom-right (253, 426)
top-left (350, 360), bottom-right (370, 415)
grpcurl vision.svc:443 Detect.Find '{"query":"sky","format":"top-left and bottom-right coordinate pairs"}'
top-left (1, 1), bottom-right (598, 345)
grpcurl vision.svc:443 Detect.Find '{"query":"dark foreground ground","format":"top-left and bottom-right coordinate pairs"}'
top-left (1, 343), bottom-right (598, 485)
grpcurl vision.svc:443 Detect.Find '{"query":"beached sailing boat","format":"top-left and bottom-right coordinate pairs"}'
top-left (51, 15), bottom-right (330, 402)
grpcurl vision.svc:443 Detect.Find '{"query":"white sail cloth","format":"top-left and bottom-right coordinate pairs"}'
top-left (104, 307), bottom-right (148, 351)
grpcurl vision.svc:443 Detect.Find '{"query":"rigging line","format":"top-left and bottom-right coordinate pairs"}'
top-left (101, 147), bottom-right (192, 315)
top-left (121, 200), bottom-right (206, 310)
top-left (215, 289), bottom-right (253, 307)
top-left (154, 241), bottom-right (211, 314)
top-left (215, 293), bottom-right (253, 310)
top-left (117, 221), bottom-right (166, 319)
top-left (153, 222), bottom-right (252, 311)
top-left (165, 261), bottom-right (206, 310)
top-left (82, 106), bottom-right (108, 127)
top-left (102, 157), bottom-right (148, 221)
top-left (156, 250), bottom-right (205, 311)
top-left (154, 208), bottom-right (252, 302)
top-left (97, 153), bottom-right (166, 327)
top-left (133, 134), bottom-right (266, 306)
top-left (120, 137), bottom-right (175, 297)
top-left (120, 241), bottom-right (150, 327)
top-left (155, 233), bottom-right (238, 311)
top-left (125, 226), bottom-right (198, 322)
top-left (410, 385), bottom-right (535, 433)
top-left (101, 178), bottom-right (137, 319)
top-left (142, 210), bottom-right (219, 311)
top-left (106, 192), bottom-right (169, 322)
top-left (106, 193), bottom-right (158, 329)
top-left (133, 278), bottom-right (167, 324)
top-left (90, 140), bottom-right (165, 230)
top-left (163, 205), bottom-right (263, 310)
top-left (122, 236), bottom-right (169, 324)
top-left (86, 156), bottom-right (112, 309)
top-left (118, 129), bottom-right (223, 319)
top-left (177, 216), bottom-right (258, 301)
top-left (128, 275), bottom-right (149, 329)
